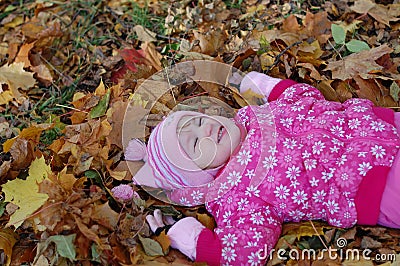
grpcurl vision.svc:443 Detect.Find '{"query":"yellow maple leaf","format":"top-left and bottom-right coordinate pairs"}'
top-left (0, 62), bottom-right (36, 103)
top-left (2, 157), bottom-right (51, 229)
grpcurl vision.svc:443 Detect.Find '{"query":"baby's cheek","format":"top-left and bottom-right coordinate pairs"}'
top-left (196, 138), bottom-right (217, 168)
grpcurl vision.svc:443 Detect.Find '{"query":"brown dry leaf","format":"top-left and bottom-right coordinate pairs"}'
top-left (0, 62), bottom-right (36, 101)
top-left (37, 180), bottom-right (64, 231)
top-left (298, 63), bottom-right (323, 80)
top-left (74, 215), bottom-right (102, 246)
top-left (21, 19), bottom-right (45, 39)
top-left (133, 25), bottom-right (157, 42)
top-left (342, 256), bottom-right (374, 266)
top-left (108, 99), bottom-right (129, 148)
top-left (141, 42), bottom-right (162, 71)
top-left (353, 75), bottom-right (380, 105)
top-left (108, 168), bottom-right (128, 181)
top-left (317, 80), bottom-right (339, 101)
top-left (0, 228), bottom-right (19, 266)
top-left (31, 64), bottom-right (53, 87)
top-left (282, 221), bottom-right (332, 239)
top-left (297, 41), bottom-right (325, 67)
top-left (36, 21), bottom-right (63, 40)
top-left (9, 138), bottom-right (35, 170)
top-left (14, 41), bottom-right (36, 68)
top-left (92, 202), bottom-right (119, 230)
top-left (325, 45), bottom-right (392, 80)
top-left (350, 0), bottom-right (400, 26)
top-left (193, 29), bottom-right (226, 56)
top-left (302, 11), bottom-right (332, 44)
top-left (282, 14), bottom-right (301, 33)
top-left (4, 124), bottom-right (48, 163)
top-left (0, 160), bottom-right (12, 180)
top-left (0, 90), bottom-right (13, 105)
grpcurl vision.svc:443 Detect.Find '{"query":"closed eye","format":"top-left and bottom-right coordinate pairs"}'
top-left (194, 137), bottom-right (198, 152)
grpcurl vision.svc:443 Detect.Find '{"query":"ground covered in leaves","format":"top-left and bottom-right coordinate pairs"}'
top-left (0, 0), bottom-right (400, 265)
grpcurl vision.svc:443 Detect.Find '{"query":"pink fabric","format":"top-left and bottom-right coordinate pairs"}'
top-left (174, 79), bottom-right (400, 265)
top-left (355, 166), bottom-right (390, 224)
top-left (239, 71), bottom-right (282, 99)
top-left (373, 106), bottom-right (395, 125)
top-left (167, 217), bottom-right (205, 260)
top-left (196, 229), bottom-right (222, 266)
top-left (378, 112), bottom-right (400, 228)
top-left (268, 79), bottom-right (298, 101)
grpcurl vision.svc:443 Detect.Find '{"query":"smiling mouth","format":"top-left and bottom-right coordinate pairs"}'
top-left (217, 126), bottom-right (224, 143)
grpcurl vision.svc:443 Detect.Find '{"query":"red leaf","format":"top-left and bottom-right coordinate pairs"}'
top-left (119, 48), bottom-right (146, 72)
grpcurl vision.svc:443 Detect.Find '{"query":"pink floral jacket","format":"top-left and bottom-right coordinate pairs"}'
top-left (174, 79), bottom-right (400, 265)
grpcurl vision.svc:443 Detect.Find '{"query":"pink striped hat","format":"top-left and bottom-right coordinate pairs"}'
top-left (126, 111), bottom-right (219, 190)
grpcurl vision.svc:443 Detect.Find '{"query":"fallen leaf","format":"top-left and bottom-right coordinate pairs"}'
top-left (91, 203), bottom-right (119, 230)
top-left (196, 213), bottom-right (215, 230)
top-left (108, 100), bottom-right (128, 148)
top-left (2, 157), bottom-right (51, 228)
top-left (390, 81), bottom-right (400, 102)
top-left (9, 138), bottom-right (35, 170)
top-left (325, 45), bottom-right (392, 80)
top-left (31, 64), bottom-right (53, 87)
top-left (139, 235), bottom-right (164, 257)
top-left (193, 29), bottom-right (226, 56)
top-left (133, 25), bottom-right (157, 42)
top-left (90, 89), bottom-right (111, 119)
top-left (0, 228), bottom-right (19, 266)
top-left (0, 90), bottom-right (13, 105)
top-left (141, 42), bottom-right (162, 71)
top-left (3, 125), bottom-right (47, 153)
top-left (0, 62), bottom-right (36, 101)
top-left (153, 231), bottom-right (171, 255)
top-left (350, 0), bottom-right (400, 26)
top-left (361, 236), bottom-right (382, 249)
top-left (46, 234), bottom-right (77, 260)
top-left (14, 41), bottom-right (36, 68)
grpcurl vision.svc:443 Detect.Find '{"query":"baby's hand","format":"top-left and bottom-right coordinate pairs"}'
top-left (146, 209), bottom-right (205, 260)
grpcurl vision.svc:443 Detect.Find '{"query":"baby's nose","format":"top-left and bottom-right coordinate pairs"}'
top-left (199, 123), bottom-right (212, 138)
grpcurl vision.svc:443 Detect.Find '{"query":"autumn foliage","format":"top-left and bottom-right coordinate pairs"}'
top-left (0, 0), bottom-right (400, 265)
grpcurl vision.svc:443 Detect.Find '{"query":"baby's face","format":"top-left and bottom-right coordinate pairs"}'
top-left (177, 114), bottom-right (241, 169)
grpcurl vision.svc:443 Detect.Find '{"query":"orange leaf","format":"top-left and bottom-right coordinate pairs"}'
top-left (153, 230), bottom-right (171, 254)
top-left (14, 41), bottom-right (36, 68)
top-left (196, 213), bottom-right (215, 230)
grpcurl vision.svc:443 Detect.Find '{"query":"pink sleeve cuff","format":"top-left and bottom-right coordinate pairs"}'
top-left (267, 79), bottom-right (298, 101)
top-left (195, 228), bottom-right (221, 266)
top-left (355, 165), bottom-right (390, 225)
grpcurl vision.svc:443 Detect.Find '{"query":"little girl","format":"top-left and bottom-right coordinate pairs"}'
top-left (125, 72), bottom-right (400, 265)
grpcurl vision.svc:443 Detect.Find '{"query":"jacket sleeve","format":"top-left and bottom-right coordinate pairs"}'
top-left (195, 204), bottom-right (282, 265)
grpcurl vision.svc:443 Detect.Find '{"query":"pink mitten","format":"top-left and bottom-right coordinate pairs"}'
top-left (240, 71), bottom-right (282, 99)
top-left (146, 210), bottom-right (205, 260)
